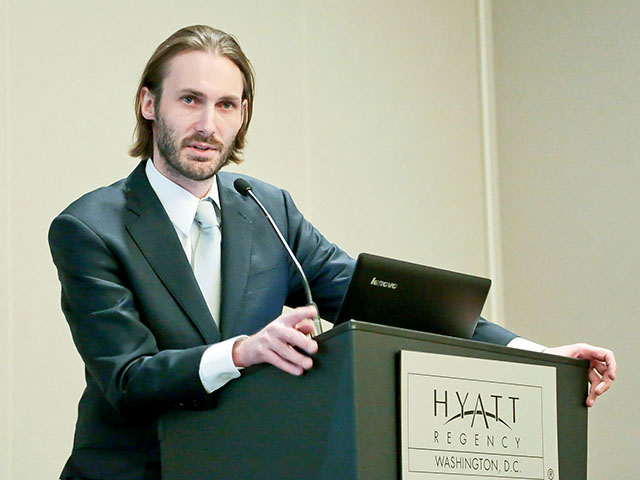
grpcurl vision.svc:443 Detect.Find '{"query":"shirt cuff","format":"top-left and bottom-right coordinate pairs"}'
top-left (507, 337), bottom-right (547, 353)
top-left (198, 335), bottom-right (248, 393)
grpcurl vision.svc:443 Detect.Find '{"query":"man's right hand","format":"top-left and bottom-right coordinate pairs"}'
top-left (231, 305), bottom-right (319, 375)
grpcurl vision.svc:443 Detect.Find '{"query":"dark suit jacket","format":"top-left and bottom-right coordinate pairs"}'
top-left (49, 161), bottom-right (515, 480)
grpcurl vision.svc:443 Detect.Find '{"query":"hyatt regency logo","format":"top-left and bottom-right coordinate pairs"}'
top-left (434, 390), bottom-right (519, 429)
top-left (432, 390), bottom-right (522, 451)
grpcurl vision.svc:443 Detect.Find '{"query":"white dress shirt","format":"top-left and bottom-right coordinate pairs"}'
top-left (507, 336), bottom-right (546, 352)
top-left (145, 160), bottom-right (243, 393)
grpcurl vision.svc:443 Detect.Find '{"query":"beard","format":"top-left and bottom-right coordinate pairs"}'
top-left (155, 114), bottom-right (235, 182)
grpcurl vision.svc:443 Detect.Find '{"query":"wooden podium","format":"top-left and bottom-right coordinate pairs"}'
top-left (159, 321), bottom-right (588, 479)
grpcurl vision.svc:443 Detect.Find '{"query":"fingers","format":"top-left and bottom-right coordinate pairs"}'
top-left (232, 306), bottom-right (319, 373)
top-left (280, 305), bottom-right (319, 327)
top-left (279, 316), bottom-right (318, 355)
top-left (270, 338), bottom-right (314, 373)
top-left (591, 359), bottom-right (608, 376)
top-left (584, 347), bottom-right (617, 405)
top-left (586, 378), bottom-right (608, 407)
top-left (543, 342), bottom-right (617, 408)
top-left (600, 349), bottom-right (617, 381)
top-left (588, 368), bottom-right (600, 389)
top-left (585, 358), bottom-right (615, 407)
top-left (294, 318), bottom-right (317, 336)
top-left (261, 347), bottom-right (310, 376)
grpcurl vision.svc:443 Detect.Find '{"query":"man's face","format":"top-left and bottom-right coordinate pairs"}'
top-left (141, 50), bottom-right (246, 195)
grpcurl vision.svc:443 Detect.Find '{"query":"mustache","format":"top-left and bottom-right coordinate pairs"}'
top-left (180, 134), bottom-right (224, 149)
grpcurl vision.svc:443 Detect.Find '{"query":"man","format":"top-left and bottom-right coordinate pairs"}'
top-left (49, 25), bottom-right (616, 480)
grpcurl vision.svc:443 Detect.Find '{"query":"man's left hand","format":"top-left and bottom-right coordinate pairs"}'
top-left (543, 343), bottom-right (617, 407)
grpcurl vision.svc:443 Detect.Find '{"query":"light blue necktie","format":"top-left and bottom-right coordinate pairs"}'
top-left (192, 199), bottom-right (221, 326)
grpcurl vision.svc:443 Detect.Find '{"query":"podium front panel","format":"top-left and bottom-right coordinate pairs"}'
top-left (160, 321), bottom-right (588, 479)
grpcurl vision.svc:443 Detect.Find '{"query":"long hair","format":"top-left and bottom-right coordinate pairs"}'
top-left (129, 25), bottom-right (255, 165)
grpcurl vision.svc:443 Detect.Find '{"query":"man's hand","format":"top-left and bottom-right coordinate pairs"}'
top-left (232, 305), bottom-right (319, 376)
top-left (543, 343), bottom-right (617, 407)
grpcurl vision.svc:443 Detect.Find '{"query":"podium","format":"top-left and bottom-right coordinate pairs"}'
top-left (159, 321), bottom-right (588, 479)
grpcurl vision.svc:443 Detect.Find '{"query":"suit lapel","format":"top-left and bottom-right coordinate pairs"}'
top-left (124, 162), bottom-right (220, 344)
top-left (217, 173), bottom-right (254, 338)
